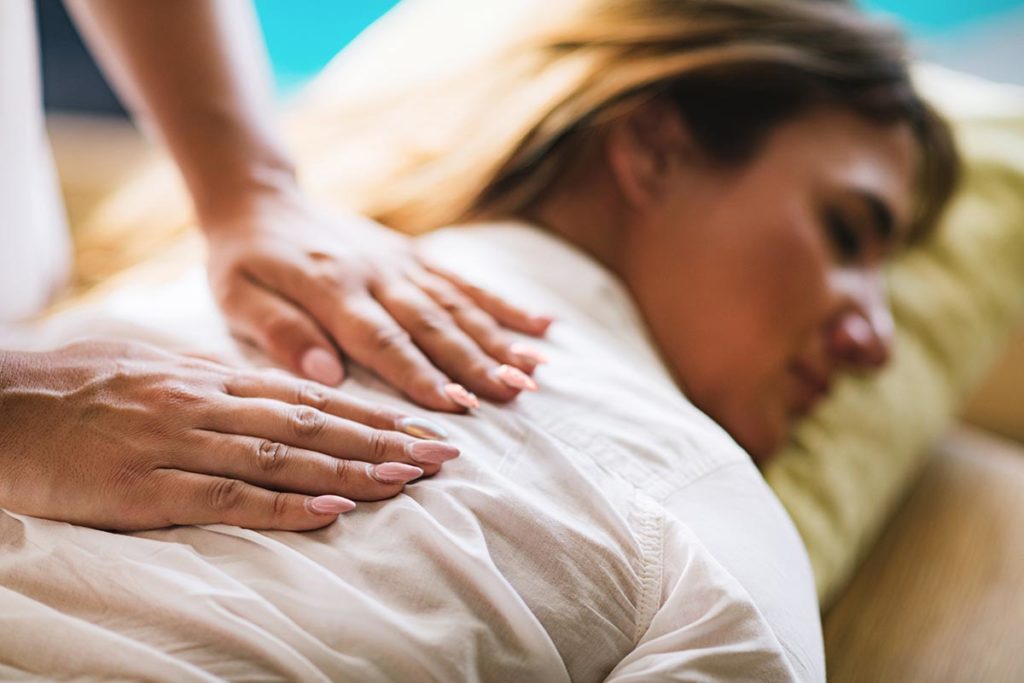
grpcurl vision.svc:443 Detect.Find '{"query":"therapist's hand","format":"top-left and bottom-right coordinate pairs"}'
top-left (202, 191), bottom-right (551, 412)
top-left (0, 340), bottom-right (458, 532)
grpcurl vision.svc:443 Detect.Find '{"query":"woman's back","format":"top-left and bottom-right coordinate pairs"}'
top-left (0, 223), bottom-right (821, 681)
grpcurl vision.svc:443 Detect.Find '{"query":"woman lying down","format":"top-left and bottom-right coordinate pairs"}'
top-left (0, 0), bottom-right (958, 680)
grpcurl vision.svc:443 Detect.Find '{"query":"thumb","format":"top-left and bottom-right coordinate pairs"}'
top-left (226, 278), bottom-right (344, 386)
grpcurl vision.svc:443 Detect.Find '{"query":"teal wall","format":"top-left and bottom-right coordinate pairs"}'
top-left (255, 1), bottom-right (1024, 93)
top-left (864, 0), bottom-right (1024, 33)
top-left (254, 0), bottom-right (399, 94)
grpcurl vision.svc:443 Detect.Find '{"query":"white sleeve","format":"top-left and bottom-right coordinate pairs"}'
top-left (604, 518), bottom-right (803, 683)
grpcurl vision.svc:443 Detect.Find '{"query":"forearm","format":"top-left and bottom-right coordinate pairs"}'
top-left (64, 0), bottom-right (297, 225)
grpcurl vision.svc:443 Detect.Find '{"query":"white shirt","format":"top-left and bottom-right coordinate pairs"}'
top-left (0, 223), bottom-right (824, 681)
top-left (0, 0), bottom-right (71, 323)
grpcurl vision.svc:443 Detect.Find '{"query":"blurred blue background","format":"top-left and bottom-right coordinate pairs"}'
top-left (253, 0), bottom-right (400, 95)
top-left (863, 0), bottom-right (1024, 32)
top-left (39, 0), bottom-right (1024, 115)
top-left (253, 0), bottom-right (1024, 94)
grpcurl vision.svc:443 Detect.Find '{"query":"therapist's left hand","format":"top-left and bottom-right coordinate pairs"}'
top-left (203, 190), bottom-right (551, 413)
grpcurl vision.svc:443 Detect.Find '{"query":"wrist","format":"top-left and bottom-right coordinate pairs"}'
top-left (192, 156), bottom-right (302, 231)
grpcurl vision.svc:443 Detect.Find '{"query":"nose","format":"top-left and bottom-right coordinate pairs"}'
top-left (827, 267), bottom-right (894, 370)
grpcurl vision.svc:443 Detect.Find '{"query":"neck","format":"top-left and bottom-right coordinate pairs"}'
top-left (520, 148), bottom-right (630, 279)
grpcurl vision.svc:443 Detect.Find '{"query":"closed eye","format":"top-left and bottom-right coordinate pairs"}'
top-left (824, 208), bottom-right (863, 262)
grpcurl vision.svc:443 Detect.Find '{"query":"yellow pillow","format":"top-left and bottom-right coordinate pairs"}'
top-left (765, 66), bottom-right (1024, 606)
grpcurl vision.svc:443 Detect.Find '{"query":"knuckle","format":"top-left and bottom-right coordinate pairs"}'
top-left (367, 405), bottom-right (400, 430)
top-left (108, 459), bottom-right (155, 495)
top-left (206, 478), bottom-right (246, 511)
top-left (270, 491), bottom-right (291, 520)
top-left (254, 439), bottom-right (288, 474)
top-left (436, 295), bottom-right (471, 317)
top-left (158, 380), bottom-right (205, 408)
top-left (367, 327), bottom-right (412, 355)
top-left (333, 457), bottom-right (354, 484)
top-left (220, 371), bottom-right (244, 397)
top-left (414, 316), bottom-right (448, 336)
top-left (368, 430), bottom-right (396, 462)
top-left (296, 381), bottom-right (330, 411)
top-left (313, 266), bottom-right (349, 293)
top-left (290, 405), bottom-right (327, 438)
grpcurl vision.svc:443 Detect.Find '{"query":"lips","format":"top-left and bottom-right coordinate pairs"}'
top-left (788, 361), bottom-right (833, 414)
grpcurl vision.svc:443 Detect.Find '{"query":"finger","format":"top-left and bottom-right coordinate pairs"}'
top-left (321, 294), bottom-right (476, 412)
top-left (373, 280), bottom-right (526, 401)
top-left (182, 430), bottom-right (423, 501)
top-left (223, 276), bottom-right (344, 386)
top-left (198, 396), bottom-right (460, 473)
top-left (223, 371), bottom-right (450, 441)
top-left (424, 263), bottom-right (553, 336)
top-left (410, 273), bottom-right (540, 375)
top-left (148, 469), bottom-right (355, 531)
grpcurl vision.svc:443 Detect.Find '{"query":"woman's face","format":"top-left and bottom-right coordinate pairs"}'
top-left (619, 106), bottom-right (917, 460)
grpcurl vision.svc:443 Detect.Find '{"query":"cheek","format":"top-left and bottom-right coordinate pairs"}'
top-left (645, 209), bottom-right (832, 454)
top-left (700, 209), bottom-right (832, 372)
top-left (719, 216), bottom-right (833, 451)
top-left (744, 218), bottom-right (832, 336)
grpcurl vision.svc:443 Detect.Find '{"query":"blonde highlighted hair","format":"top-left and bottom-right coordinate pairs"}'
top-left (337, 0), bottom-right (958, 241)
top-left (74, 0), bottom-right (958, 291)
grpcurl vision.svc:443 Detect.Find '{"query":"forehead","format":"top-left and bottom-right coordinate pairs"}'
top-left (751, 107), bottom-right (918, 234)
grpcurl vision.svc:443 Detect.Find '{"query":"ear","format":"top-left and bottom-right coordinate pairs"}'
top-left (605, 98), bottom-right (695, 212)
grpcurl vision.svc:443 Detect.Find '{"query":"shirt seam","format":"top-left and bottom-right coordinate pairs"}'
top-left (630, 491), bottom-right (665, 645)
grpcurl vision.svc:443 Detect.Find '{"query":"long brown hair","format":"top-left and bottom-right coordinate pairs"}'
top-left (327, 0), bottom-right (958, 241)
top-left (72, 0), bottom-right (958, 294)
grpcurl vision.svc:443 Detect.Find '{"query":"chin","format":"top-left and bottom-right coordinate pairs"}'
top-left (687, 387), bottom-right (792, 464)
top-left (721, 412), bottom-right (789, 465)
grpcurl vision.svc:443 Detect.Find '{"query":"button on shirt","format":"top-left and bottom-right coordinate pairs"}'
top-left (0, 222), bottom-right (825, 681)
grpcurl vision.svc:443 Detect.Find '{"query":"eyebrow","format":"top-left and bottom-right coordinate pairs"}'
top-left (856, 190), bottom-right (896, 243)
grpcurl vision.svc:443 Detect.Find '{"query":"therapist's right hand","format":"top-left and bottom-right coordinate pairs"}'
top-left (0, 339), bottom-right (458, 532)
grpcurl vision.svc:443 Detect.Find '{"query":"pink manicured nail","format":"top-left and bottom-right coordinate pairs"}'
top-left (301, 348), bottom-right (343, 386)
top-left (306, 495), bottom-right (356, 515)
top-left (372, 462), bottom-right (424, 484)
top-left (443, 383), bottom-right (480, 409)
top-left (398, 416), bottom-right (449, 440)
top-left (509, 342), bottom-right (549, 365)
top-left (406, 440), bottom-right (461, 466)
top-left (532, 316), bottom-right (555, 333)
top-left (494, 364), bottom-right (539, 391)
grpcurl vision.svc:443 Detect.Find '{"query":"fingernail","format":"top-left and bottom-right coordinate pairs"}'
top-left (494, 364), bottom-right (538, 391)
top-left (371, 462), bottom-right (424, 484)
top-left (532, 316), bottom-right (555, 333)
top-left (509, 342), bottom-right (549, 365)
top-left (406, 440), bottom-right (461, 466)
top-left (398, 416), bottom-right (449, 440)
top-left (301, 348), bottom-right (343, 386)
top-left (443, 383), bottom-right (480, 409)
top-left (306, 495), bottom-right (356, 515)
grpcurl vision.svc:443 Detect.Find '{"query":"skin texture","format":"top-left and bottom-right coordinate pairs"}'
top-left (533, 101), bottom-right (917, 461)
top-left (0, 1), bottom-right (555, 531)
top-left (0, 340), bottom-right (460, 531)
top-left (63, 0), bottom-right (549, 408)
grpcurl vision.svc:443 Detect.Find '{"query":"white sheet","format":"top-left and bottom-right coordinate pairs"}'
top-left (0, 223), bottom-right (824, 681)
